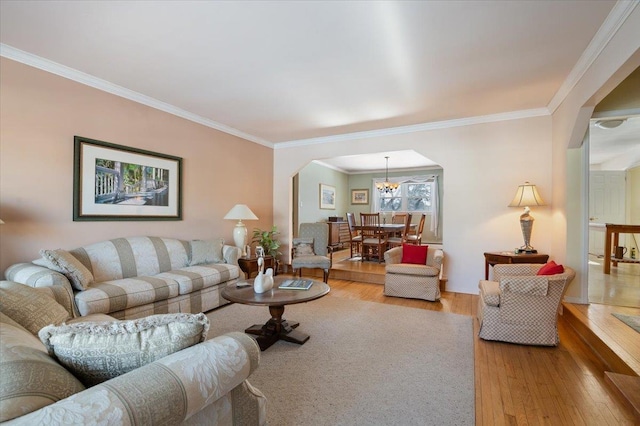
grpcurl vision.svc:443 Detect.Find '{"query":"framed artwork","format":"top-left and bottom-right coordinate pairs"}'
top-left (73, 136), bottom-right (182, 221)
top-left (351, 189), bottom-right (369, 205)
top-left (319, 183), bottom-right (336, 210)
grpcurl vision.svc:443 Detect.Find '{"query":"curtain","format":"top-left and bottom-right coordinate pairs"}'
top-left (371, 175), bottom-right (439, 236)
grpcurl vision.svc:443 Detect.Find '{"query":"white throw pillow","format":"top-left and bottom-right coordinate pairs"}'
top-left (39, 313), bottom-right (210, 386)
top-left (189, 238), bottom-right (225, 265)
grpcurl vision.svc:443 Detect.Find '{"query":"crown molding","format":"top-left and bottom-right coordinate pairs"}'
top-left (0, 44), bottom-right (273, 148)
top-left (547, 0), bottom-right (639, 114)
top-left (274, 108), bottom-right (550, 149)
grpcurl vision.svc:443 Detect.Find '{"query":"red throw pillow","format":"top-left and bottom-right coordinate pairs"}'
top-left (401, 244), bottom-right (429, 265)
top-left (537, 261), bottom-right (564, 275)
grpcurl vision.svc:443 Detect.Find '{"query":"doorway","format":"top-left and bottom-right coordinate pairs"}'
top-left (587, 115), bottom-right (640, 308)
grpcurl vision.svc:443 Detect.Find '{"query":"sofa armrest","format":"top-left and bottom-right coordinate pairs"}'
top-left (5, 262), bottom-right (70, 288)
top-left (384, 246), bottom-right (403, 264)
top-left (4, 263), bottom-right (78, 317)
top-left (223, 245), bottom-right (242, 266)
top-left (428, 249), bottom-right (444, 270)
top-left (5, 332), bottom-right (264, 426)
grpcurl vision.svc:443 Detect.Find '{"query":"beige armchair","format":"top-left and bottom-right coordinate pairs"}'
top-left (477, 263), bottom-right (576, 346)
top-left (383, 246), bottom-right (444, 301)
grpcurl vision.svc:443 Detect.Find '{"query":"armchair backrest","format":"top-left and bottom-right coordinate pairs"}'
top-left (346, 212), bottom-right (358, 236)
top-left (494, 264), bottom-right (576, 325)
top-left (298, 223), bottom-right (329, 256)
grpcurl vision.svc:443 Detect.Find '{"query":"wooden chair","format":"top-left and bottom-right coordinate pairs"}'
top-left (360, 213), bottom-right (388, 263)
top-left (346, 212), bottom-right (362, 259)
top-left (391, 213), bottom-right (408, 224)
top-left (404, 214), bottom-right (426, 245)
top-left (387, 213), bottom-right (412, 248)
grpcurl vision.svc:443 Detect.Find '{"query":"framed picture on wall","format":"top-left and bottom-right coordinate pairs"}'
top-left (319, 183), bottom-right (336, 209)
top-left (351, 189), bottom-right (369, 205)
top-left (73, 136), bottom-right (182, 221)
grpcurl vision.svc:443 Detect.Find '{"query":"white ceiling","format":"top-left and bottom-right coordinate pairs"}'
top-left (0, 0), bottom-right (636, 170)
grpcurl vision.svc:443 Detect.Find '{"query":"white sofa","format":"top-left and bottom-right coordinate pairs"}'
top-left (5, 236), bottom-right (241, 320)
top-left (0, 280), bottom-right (267, 425)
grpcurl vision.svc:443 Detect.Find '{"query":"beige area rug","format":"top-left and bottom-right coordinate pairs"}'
top-left (612, 313), bottom-right (640, 333)
top-left (207, 296), bottom-right (474, 425)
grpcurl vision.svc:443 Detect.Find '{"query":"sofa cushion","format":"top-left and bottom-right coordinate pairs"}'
top-left (39, 249), bottom-right (94, 291)
top-left (39, 313), bottom-right (210, 386)
top-left (189, 238), bottom-right (224, 265)
top-left (74, 275), bottom-right (180, 316)
top-left (0, 312), bottom-right (85, 422)
top-left (158, 264), bottom-right (240, 295)
top-left (0, 281), bottom-right (70, 335)
top-left (401, 244), bottom-right (429, 265)
top-left (71, 237), bottom-right (191, 283)
top-left (385, 263), bottom-right (439, 277)
top-left (292, 238), bottom-right (315, 257)
top-left (537, 260), bottom-right (565, 276)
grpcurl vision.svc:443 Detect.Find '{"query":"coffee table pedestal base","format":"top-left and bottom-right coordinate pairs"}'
top-left (244, 305), bottom-right (310, 351)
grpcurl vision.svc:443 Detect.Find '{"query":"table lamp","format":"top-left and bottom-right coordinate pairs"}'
top-left (508, 182), bottom-right (545, 253)
top-left (224, 204), bottom-right (258, 256)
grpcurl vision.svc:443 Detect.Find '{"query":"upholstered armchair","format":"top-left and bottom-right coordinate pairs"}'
top-left (383, 245), bottom-right (444, 301)
top-left (477, 263), bottom-right (576, 346)
top-left (291, 223), bottom-right (333, 283)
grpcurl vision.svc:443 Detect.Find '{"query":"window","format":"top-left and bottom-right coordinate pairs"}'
top-left (378, 182), bottom-right (432, 213)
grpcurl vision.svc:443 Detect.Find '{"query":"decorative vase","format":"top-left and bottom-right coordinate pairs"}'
top-left (253, 256), bottom-right (274, 294)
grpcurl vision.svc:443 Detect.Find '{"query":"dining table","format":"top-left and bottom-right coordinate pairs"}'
top-left (354, 223), bottom-right (416, 237)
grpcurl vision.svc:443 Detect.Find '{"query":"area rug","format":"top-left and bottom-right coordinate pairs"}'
top-left (207, 296), bottom-right (474, 425)
top-left (612, 313), bottom-right (640, 333)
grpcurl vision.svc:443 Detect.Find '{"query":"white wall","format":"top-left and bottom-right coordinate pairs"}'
top-left (275, 116), bottom-right (553, 294)
top-left (552, 6), bottom-right (640, 303)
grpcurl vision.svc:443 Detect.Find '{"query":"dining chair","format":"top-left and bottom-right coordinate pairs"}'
top-left (404, 214), bottom-right (426, 245)
top-left (387, 213), bottom-right (412, 248)
top-left (346, 212), bottom-right (362, 259)
top-left (391, 213), bottom-right (408, 224)
top-left (360, 213), bottom-right (388, 263)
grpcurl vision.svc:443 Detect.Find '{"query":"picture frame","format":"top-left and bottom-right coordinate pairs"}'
top-left (319, 183), bottom-right (336, 210)
top-left (351, 189), bottom-right (369, 205)
top-left (73, 136), bottom-right (182, 221)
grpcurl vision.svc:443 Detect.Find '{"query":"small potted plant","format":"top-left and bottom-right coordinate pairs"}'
top-left (252, 225), bottom-right (282, 260)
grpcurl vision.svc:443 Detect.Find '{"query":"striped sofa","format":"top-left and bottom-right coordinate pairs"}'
top-left (5, 236), bottom-right (241, 320)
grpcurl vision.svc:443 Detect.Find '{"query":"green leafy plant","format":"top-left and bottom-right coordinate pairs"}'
top-left (252, 225), bottom-right (281, 258)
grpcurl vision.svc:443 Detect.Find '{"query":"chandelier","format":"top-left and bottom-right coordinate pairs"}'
top-left (376, 156), bottom-right (399, 194)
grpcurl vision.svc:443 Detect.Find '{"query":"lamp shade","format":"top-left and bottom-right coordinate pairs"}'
top-left (223, 204), bottom-right (258, 221)
top-left (508, 182), bottom-right (545, 208)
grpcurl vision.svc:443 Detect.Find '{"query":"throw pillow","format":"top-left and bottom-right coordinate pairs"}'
top-left (189, 238), bottom-right (224, 265)
top-left (401, 244), bottom-right (429, 265)
top-left (39, 313), bottom-right (210, 386)
top-left (0, 281), bottom-right (70, 335)
top-left (537, 261), bottom-right (564, 276)
top-left (293, 237), bottom-right (315, 257)
top-left (39, 249), bottom-right (94, 291)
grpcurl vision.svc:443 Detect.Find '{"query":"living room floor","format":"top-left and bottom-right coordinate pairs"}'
top-left (307, 272), bottom-right (638, 425)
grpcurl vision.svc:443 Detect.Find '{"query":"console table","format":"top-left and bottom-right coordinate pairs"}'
top-left (604, 223), bottom-right (640, 274)
top-left (484, 251), bottom-right (549, 280)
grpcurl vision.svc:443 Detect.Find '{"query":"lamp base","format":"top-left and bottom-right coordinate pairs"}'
top-left (516, 248), bottom-right (538, 254)
top-left (233, 221), bottom-right (248, 257)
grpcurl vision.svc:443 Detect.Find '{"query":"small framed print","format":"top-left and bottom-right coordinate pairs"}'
top-left (319, 183), bottom-right (336, 210)
top-left (351, 189), bottom-right (369, 205)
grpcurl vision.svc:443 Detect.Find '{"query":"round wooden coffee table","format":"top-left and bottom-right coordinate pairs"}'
top-left (221, 276), bottom-right (330, 351)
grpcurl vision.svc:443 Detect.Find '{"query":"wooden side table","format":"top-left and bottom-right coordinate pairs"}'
top-left (483, 251), bottom-right (549, 280)
top-left (238, 256), bottom-right (278, 279)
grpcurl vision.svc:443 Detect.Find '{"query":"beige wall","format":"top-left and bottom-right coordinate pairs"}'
top-left (0, 58), bottom-right (274, 273)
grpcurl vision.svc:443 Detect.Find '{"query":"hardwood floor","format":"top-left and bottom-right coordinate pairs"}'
top-left (289, 249), bottom-right (639, 425)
